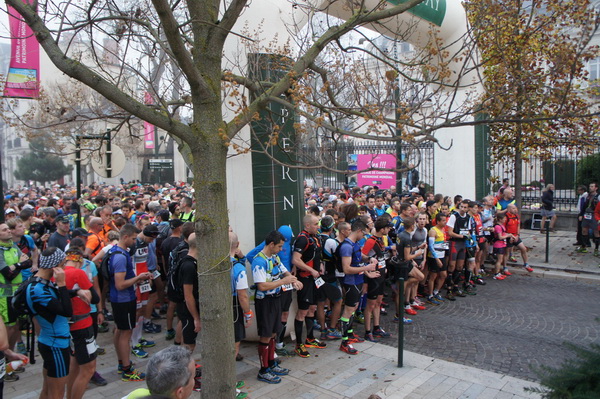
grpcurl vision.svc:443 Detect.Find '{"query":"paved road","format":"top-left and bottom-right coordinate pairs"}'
top-left (361, 274), bottom-right (600, 382)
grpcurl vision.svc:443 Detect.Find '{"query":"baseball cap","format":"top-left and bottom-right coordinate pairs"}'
top-left (39, 248), bottom-right (66, 269)
top-left (409, 188), bottom-right (420, 193)
top-left (56, 215), bottom-right (70, 224)
top-left (169, 219), bottom-right (184, 229)
top-left (143, 225), bottom-right (160, 237)
top-left (72, 228), bottom-right (91, 238)
top-left (4, 208), bottom-right (16, 215)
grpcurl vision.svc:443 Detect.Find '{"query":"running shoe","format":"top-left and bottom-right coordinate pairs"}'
top-left (15, 342), bottom-right (27, 355)
top-left (294, 344), bottom-right (310, 358)
top-left (4, 373), bottom-right (18, 382)
top-left (236, 390), bottom-right (248, 399)
top-left (354, 312), bottom-right (365, 324)
top-left (236, 381), bottom-right (245, 389)
top-left (165, 329), bottom-right (176, 340)
top-left (403, 317), bottom-right (413, 324)
top-left (509, 256), bottom-right (517, 262)
top-left (595, 249), bottom-right (599, 257)
top-left (313, 321), bottom-right (322, 330)
top-left (493, 273), bottom-right (506, 280)
top-left (304, 338), bottom-right (327, 348)
top-left (122, 368), bottom-right (146, 382)
top-left (139, 338), bottom-right (156, 347)
top-left (476, 278), bottom-right (486, 285)
top-left (464, 286), bottom-right (477, 295)
top-left (151, 310), bottom-right (164, 319)
top-left (380, 307), bottom-right (388, 315)
top-left (257, 369), bottom-right (281, 384)
top-left (97, 347), bottom-right (106, 355)
top-left (445, 292), bottom-right (456, 301)
top-left (339, 342), bottom-right (358, 355)
top-left (347, 332), bottom-right (365, 343)
top-left (143, 321), bottom-right (161, 334)
top-left (503, 270), bottom-right (512, 276)
top-left (434, 293), bottom-right (446, 302)
top-left (364, 333), bottom-right (380, 343)
top-left (524, 265), bottom-right (534, 273)
top-left (117, 362), bottom-right (135, 374)
top-left (411, 303), bottom-right (426, 310)
top-left (373, 328), bottom-right (390, 338)
top-left (405, 307), bottom-right (417, 315)
top-left (270, 364), bottom-right (290, 376)
top-left (576, 247), bottom-right (588, 253)
top-left (275, 345), bottom-right (295, 357)
top-left (326, 329), bottom-right (342, 340)
top-left (426, 296), bottom-right (441, 305)
top-left (159, 303), bottom-right (168, 314)
top-left (131, 345), bottom-right (149, 358)
top-left (98, 323), bottom-right (110, 333)
top-left (104, 309), bottom-right (114, 321)
top-left (90, 371), bottom-right (108, 386)
top-left (454, 289), bottom-right (467, 297)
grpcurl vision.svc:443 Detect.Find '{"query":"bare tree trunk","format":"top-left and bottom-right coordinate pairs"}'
top-left (189, 99), bottom-right (236, 397)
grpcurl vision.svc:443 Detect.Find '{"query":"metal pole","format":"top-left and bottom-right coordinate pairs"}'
top-left (545, 220), bottom-right (550, 263)
top-left (395, 84), bottom-right (402, 191)
top-left (105, 130), bottom-right (112, 179)
top-left (397, 277), bottom-right (404, 367)
top-left (0, 141), bottom-right (5, 224)
top-left (75, 136), bottom-right (82, 228)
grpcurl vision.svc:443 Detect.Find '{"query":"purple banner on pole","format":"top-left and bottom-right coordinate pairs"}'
top-left (4, 0), bottom-right (39, 98)
top-left (356, 154), bottom-right (397, 189)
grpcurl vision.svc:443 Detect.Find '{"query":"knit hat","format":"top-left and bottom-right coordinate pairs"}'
top-left (39, 248), bottom-right (66, 269)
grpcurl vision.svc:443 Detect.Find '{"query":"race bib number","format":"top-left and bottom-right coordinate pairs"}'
top-left (435, 243), bottom-right (449, 251)
top-left (584, 213), bottom-right (592, 220)
top-left (314, 277), bottom-right (325, 288)
top-left (459, 229), bottom-right (470, 235)
top-left (281, 283), bottom-right (294, 292)
top-left (151, 270), bottom-right (161, 279)
top-left (377, 260), bottom-right (386, 269)
top-left (139, 283), bottom-right (152, 293)
top-left (434, 251), bottom-right (445, 258)
top-left (86, 338), bottom-right (99, 356)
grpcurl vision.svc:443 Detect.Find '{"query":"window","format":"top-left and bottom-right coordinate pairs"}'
top-left (588, 57), bottom-right (600, 81)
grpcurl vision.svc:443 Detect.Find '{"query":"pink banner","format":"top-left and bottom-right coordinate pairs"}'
top-left (4, 0), bottom-right (39, 98)
top-left (356, 154), bottom-right (397, 189)
top-left (144, 92), bottom-right (155, 148)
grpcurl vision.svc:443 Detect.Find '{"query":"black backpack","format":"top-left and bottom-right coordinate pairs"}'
top-left (167, 242), bottom-right (189, 303)
top-left (334, 240), bottom-right (353, 274)
top-left (11, 276), bottom-right (38, 317)
top-left (100, 247), bottom-right (126, 281)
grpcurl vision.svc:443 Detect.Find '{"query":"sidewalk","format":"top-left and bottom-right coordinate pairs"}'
top-left (9, 330), bottom-right (544, 399)
top-left (506, 229), bottom-right (600, 283)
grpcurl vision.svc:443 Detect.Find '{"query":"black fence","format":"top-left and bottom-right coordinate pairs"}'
top-left (491, 148), bottom-right (597, 212)
top-left (297, 140), bottom-right (434, 192)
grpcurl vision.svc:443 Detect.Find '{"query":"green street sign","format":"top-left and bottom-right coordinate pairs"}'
top-left (386, 0), bottom-right (446, 27)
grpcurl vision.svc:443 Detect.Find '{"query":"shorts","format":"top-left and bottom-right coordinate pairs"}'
top-left (540, 209), bottom-right (555, 218)
top-left (395, 261), bottom-right (413, 281)
top-left (581, 215), bottom-right (598, 230)
top-left (39, 342), bottom-right (71, 378)
top-left (493, 246), bottom-right (506, 255)
top-left (177, 303), bottom-right (198, 345)
top-left (507, 238), bottom-right (523, 248)
top-left (233, 304), bottom-right (246, 343)
top-left (449, 241), bottom-right (466, 261)
top-left (255, 295), bottom-right (282, 338)
top-left (296, 276), bottom-right (316, 310)
top-left (280, 290), bottom-right (293, 313)
top-left (478, 241), bottom-right (487, 250)
top-left (0, 296), bottom-right (17, 326)
top-left (316, 280), bottom-right (343, 302)
top-left (465, 246), bottom-right (477, 261)
top-left (343, 283), bottom-right (363, 308)
top-left (112, 300), bottom-right (137, 330)
top-left (427, 257), bottom-right (447, 273)
top-left (366, 276), bottom-right (385, 300)
top-left (70, 326), bottom-right (98, 365)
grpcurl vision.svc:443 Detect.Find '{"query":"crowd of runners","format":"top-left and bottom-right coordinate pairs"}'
top-left (0, 178), bottom-right (598, 397)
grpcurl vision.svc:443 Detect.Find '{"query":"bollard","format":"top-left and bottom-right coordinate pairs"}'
top-left (544, 220), bottom-right (550, 262)
top-left (397, 277), bottom-right (404, 367)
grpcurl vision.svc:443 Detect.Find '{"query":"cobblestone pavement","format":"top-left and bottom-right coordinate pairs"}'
top-left (371, 273), bottom-right (600, 382)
